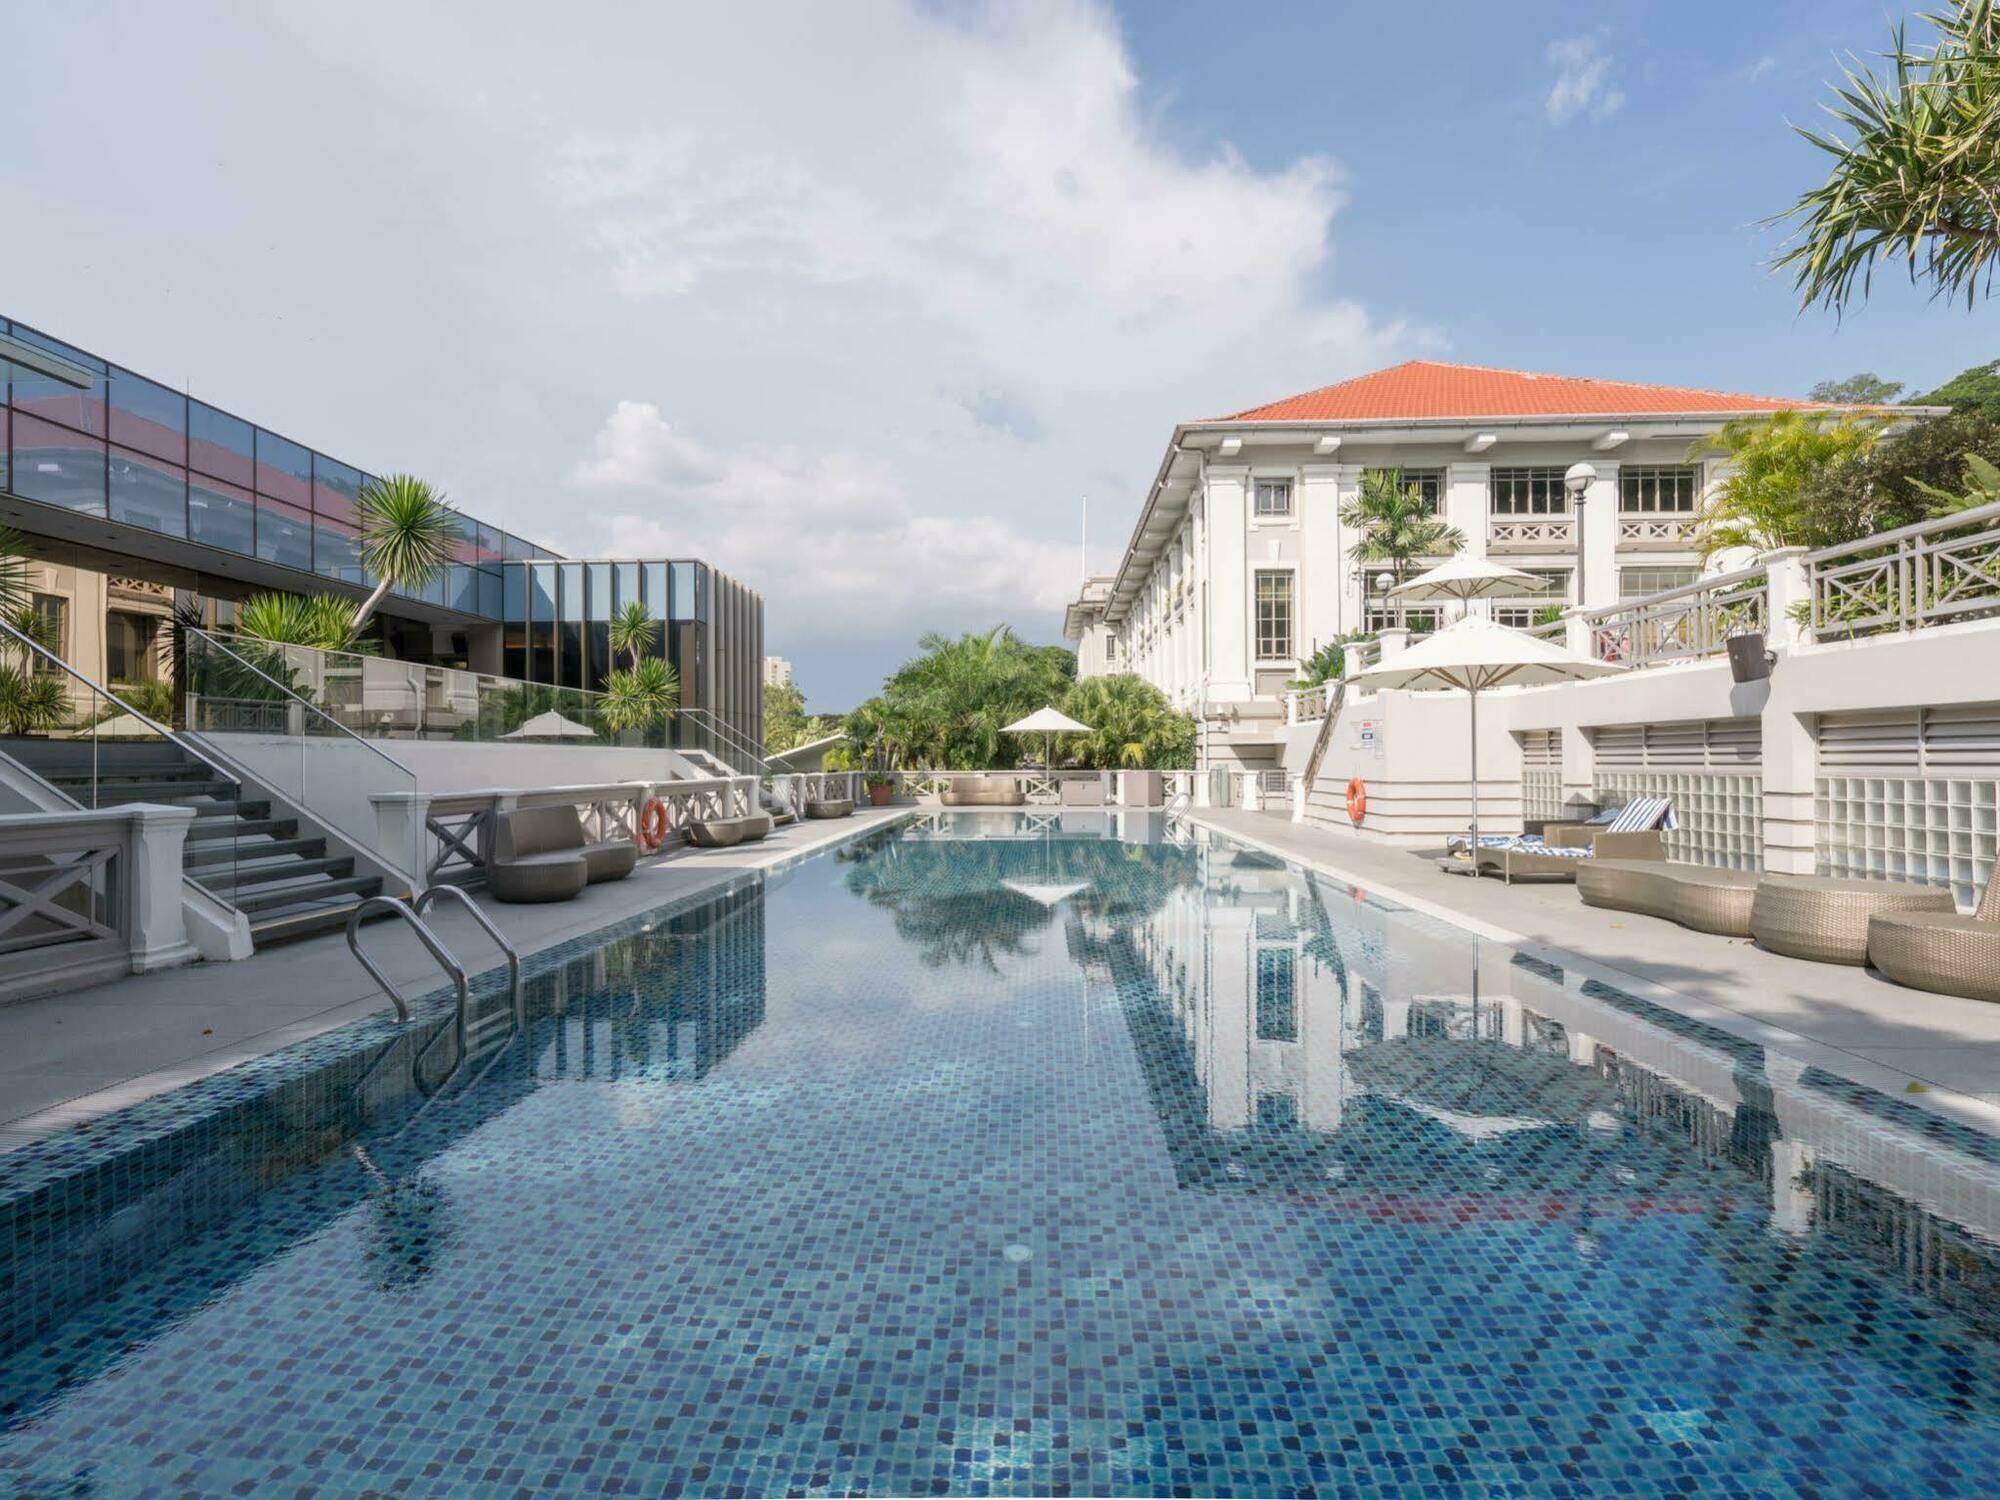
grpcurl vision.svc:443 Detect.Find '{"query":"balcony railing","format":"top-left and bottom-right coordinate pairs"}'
top-left (1618, 514), bottom-right (1697, 549)
top-left (1807, 498), bottom-right (2000, 639)
top-left (1582, 566), bottom-right (1768, 668)
top-left (1488, 515), bottom-right (1574, 551)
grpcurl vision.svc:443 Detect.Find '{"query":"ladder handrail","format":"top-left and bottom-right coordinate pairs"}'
top-left (414, 884), bottom-right (523, 1023)
top-left (346, 895), bottom-right (467, 1026)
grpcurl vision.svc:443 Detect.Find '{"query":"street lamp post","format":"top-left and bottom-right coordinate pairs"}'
top-left (1564, 461), bottom-right (1596, 609)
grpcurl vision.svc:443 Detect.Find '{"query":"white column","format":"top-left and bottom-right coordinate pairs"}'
top-left (1299, 463), bottom-right (1345, 651)
top-left (1205, 466), bottom-right (1253, 699)
top-left (1577, 462), bottom-right (1620, 611)
top-left (126, 804), bottom-right (200, 972)
top-left (1445, 463), bottom-right (1491, 568)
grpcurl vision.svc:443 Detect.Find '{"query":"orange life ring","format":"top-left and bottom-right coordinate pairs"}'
top-left (1345, 777), bottom-right (1367, 825)
top-left (638, 797), bottom-right (670, 851)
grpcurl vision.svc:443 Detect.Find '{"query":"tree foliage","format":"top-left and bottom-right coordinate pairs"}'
top-left (1804, 408), bottom-right (2000, 538)
top-left (234, 592), bottom-right (376, 654)
top-left (1773, 1), bottom-right (2000, 314)
top-left (603, 656), bottom-right (679, 734)
top-left (763, 679), bottom-right (809, 752)
top-left (1058, 674), bottom-right (1197, 770)
top-left (1340, 469), bottom-right (1466, 588)
top-left (1912, 357), bottom-right (2000, 419)
top-left (1690, 412), bottom-right (1888, 556)
top-left (608, 601), bottom-right (657, 669)
top-left (842, 626), bottom-right (1075, 770)
top-left (351, 474), bottom-right (459, 628)
top-left (1808, 372), bottom-right (1906, 403)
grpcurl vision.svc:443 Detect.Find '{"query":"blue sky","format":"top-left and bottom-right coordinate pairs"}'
top-left (2, 2), bottom-right (1994, 709)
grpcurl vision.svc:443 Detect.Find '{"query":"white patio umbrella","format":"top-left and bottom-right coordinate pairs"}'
top-left (1388, 556), bottom-right (1552, 619)
top-left (1353, 615), bottom-right (1621, 860)
top-left (1002, 706), bottom-right (1091, 771)
top-left (502, 709), bottom-right (598, 740)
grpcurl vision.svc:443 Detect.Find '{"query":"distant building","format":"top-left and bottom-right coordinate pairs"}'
top-left (1065, 359), bottom-right (1898, 773)
top-left (764, 655), bottom-right (793, 688)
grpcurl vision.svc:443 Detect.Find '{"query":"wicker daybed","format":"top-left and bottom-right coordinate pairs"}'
top-left (1474, 826), bottom-right (1664, 883)
top-left (1750, 876), bottom-right (1957, 965)
top-left (940, 775), bottom-right (1026, 807)
top-left (1576, 859), bottom-right (1764, 937)
top-left (1867, 869), bottom-right (2000, 1002)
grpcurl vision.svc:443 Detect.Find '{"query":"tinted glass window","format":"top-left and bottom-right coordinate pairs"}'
top-left (11, 413), bottom-right (106, 513)
top-left (314, 517), bottom-right (365, 583)
top-left (450, 511), bottom-right (478, 564)
top-left (504, 531), bottom-right (533, 561)
top-left (6, 327), bottom-right (106, 435)
top-left (312, 455), bottom-right (362, 520)
top-left (587, 563), bottom-right (612, 621)
top-left (644, 562), bottom-right (668, 616)
top-left (671, 562), bottom-right (698, 621)
top-left (559, 564), bottom-right (584, 621)
top-left (109, 446), bottom-right (188, 536)
top-left (614, 562), bottom-right (639, 611)
top-left (188, 401), bottom-right (254, 486)
top-left (504, 564), bottom-right (528, 622)
top-left (529, 563), bottom-right (555, 621)
top-left (448, 564), bottom-right (480, 614)
top-left (476, 523), bottom-right (503, 566)
top-left (107, 367), bottom-right (186, 463)
top-left (478, 567), bottom-right (502, 619)
top-left (189, 473), bottom-right (254, 554)
top-left (256, 498), bottom-right (313, 569)
top-left (255, 429), bottom-right (312, 508)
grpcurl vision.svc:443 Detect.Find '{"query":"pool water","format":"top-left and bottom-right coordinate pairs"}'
top-left (3, 810), bottom-right (2000, 1495)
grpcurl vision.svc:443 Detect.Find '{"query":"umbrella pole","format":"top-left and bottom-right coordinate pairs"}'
top-left (1468, 685), bottom-right (1480, 855)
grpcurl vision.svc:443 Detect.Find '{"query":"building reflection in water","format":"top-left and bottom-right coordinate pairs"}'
top-left (1079, 824), bottom-right (2000, 1339)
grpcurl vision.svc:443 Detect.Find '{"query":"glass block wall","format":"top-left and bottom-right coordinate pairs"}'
top-left (1816, 777), bottom-right (1997, 911)
top-left (1595, 771), bottom-right (1764, 870)
top-left (1522, 770), bottom-right (1564, 823)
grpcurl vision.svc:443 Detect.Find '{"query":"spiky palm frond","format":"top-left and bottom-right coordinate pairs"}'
top-left (603, 656), bottom-right (680, 733)
top-left (0, 665), bottom-right (71, 736)
top-left (234, 592), bottom-right (375, 654)
top-left (1340, 469), bottom-right (1467, 587)
top-left (351, 474), bottom-right (459, 628)
top-left (0, 526), bottom-right (36, 620)
top-left (1059, 673), bottom-right (1197, 770)
top-left (1773, 2), bottom-right (2000, 314)
top-left (608, 600), bottom-right (657, 668)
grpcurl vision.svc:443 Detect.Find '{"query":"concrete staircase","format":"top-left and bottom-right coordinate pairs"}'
top-left (11, 741), bottom-right (384, 946)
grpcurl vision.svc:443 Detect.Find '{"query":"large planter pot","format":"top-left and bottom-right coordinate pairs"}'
top-left (867, 783), bottom-right (894, 807)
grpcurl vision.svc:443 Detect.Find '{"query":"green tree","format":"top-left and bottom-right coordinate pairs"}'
top-left (608, 600), bottom-right (657, 669)
top-left (234, 592), bottom-right (375, 653)
top-left (1691, 411), bottom-right (1887, 556)
top-left (843, 626), bottom-right (1076, 770)
top-left (351, 474), bottom-right (460, 630)
top-left (1059, 674), bottom-right (1197, 769)
top-left (1805, 408), bottom-right (2000, 538)
top-left (1340, 469), bottom-right (1466, 590)
top-left (602, 656), bottom-right (679, 735)
top-left (1910, 451), bottom-right (2000, 514)
top-left (1912, 357), bottom-right (2000, 419)
top-left (1808, 372), bottom-right (1906, 404)
top-left (1774, 1), bottom-right (2000, 313)
top-left (764, 679), bottom-right (809, 752)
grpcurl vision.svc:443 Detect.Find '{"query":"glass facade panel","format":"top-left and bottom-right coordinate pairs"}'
top-left (107, 367), bottom-right (186, 463)
top-left (529, 563), bottom-right (556, 683)
top-left (312, 455), bottom-right (362, 520)
top-left (313, 514), bottom-right (365, 584)
top-left (558, 563), bottom-right (584, 688)
top-left (448, 564), bottom-right (481, 614)
top-left (6, 327), bottom-right (106, 436)
top-left (255, 497), bottom-right (314, 570)
top-left (254, 429), bottom-right (312, 509)
top-left (11, 412), bottom-right (106, 513)
top-left (504, 531), bottom-right (534, 561)
top-left (188, 401), bottom-right (254, 487)
top-left (108, 445), bottom-right (188, 536)
top-left (475, 522), bottom-right (503, 567)
top-left (188, 473), bottom-right (255, 554)
top-left (478, 568), bottom-right (502, 619)
top-left (615, 562), bottom-right (639, 611)
top-left (645, 562), bottom-right (668, 617)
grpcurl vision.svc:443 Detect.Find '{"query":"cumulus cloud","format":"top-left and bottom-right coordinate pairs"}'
top-left (1544, 35), bottom-right (1625, 125)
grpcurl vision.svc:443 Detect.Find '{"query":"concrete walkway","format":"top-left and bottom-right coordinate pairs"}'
top-left (1193, 808), bottom-right (2000, 1112)
top-left (0, 807), bottom-right (906, 1149)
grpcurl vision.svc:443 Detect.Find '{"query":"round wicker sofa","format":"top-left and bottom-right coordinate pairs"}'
top-left (1575, 859), bottom-right (1764, 937)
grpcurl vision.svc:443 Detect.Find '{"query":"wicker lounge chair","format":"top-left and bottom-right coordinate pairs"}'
top-left (1867, 868), bottom-right (2000, 1002)
top-left (941, 775), bottom-right (1025, 807)
top-left (486, 804), bottom-right (636, 903)
top-left (805, 797), bottom-right (854, 819)
top-left (1577, 859), bottom-right (1764, 936)
top-left (684, 812), bottom-right (773, 849)
top-left (1750, 875), bottom-right (1957, 965)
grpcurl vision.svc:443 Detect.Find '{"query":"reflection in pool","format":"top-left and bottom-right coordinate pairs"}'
top-left (2, 811), bottom-right (1997, 1495)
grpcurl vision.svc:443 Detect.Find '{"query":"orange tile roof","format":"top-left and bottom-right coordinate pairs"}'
top-left (1217, 360), bottom-right (1823, 423)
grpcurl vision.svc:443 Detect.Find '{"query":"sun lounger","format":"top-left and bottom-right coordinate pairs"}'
top-left (1469, 796), bottom-right (1676, 883)
top-left (1867, 868), bottom-right (2000, 1001)
top-left (685, 812), bottom-right (774, 848)
top-left (1577, 858), bottom-right (1764, 936)
top-left (487, 804), bottom-right (636, 902)
top-left (941, 775), bottom-right (1025, 807)
top-left (1751, 876), bottom-right (1957, 965)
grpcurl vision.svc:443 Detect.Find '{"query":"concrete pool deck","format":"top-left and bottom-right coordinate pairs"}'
top-left (0, 805), bottom-right (907, 1150)
top-left (1193, 808), bottom-right (2000, 1118)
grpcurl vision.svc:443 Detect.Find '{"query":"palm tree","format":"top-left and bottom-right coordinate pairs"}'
top-left (1774, 1), bottom-right (2000, 314)
top-left (234, 592), bottom-right (374, 653)
top-left (1690, 412), bottom-right (1884, 557)
top-left (350, 474), bottom-right (460, 630)
top-left (1339, 469), bottom-right (1466, 591)
top-left (608, 600), bottom-right (657, 669)
top-left (0, 524), bottom-right (35, 622)
top-left (1060, 673), bottom-right (1196, 769)
top-left (603, 656), bottom-right (680, 735)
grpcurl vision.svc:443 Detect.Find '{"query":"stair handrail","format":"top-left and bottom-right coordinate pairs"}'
top-left (186, 627), bottom-right (416, 777)
top-left (675, 705), bottom-right (771, 774)
top-left (0, 612), bottom-right (244, 794)
top-left (1299, 678), bottom-right (1347, 797)
top-left (413, 883), bottom-right (523, 1023)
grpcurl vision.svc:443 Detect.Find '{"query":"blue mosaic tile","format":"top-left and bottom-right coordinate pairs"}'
top-left (0, 810), bottom-right (1996, 1496)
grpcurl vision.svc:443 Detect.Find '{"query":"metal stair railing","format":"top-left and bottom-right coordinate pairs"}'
top-left (414, 883), bottom-right (523, 1025)
top-left (1297, 679), bottom-right (1347, 815)
top-left (346, 895), bottom-right (466, 1026)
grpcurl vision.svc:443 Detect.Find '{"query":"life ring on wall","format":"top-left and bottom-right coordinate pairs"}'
top-left (1345, 778), bottom-right (1367, 825)
top-left (638, 798), bottom-right (670, 851)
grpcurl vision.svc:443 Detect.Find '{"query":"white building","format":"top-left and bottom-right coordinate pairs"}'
top-left (1065, 360), bottom-right (1875, 773)
top-left (764, 655), bottom-right (794, 688)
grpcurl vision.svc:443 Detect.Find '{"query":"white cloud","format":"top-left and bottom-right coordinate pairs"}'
top-left (1544, 34), bottom-right (1625, 125)
top-left (1743, 55), bottom-right (1778, 83)
top-left (2, 0), bottom-right (1421, 705)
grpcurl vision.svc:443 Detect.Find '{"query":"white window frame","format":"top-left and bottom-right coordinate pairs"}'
top-left (1361, 467), bottom-right (1445, 514)
top-left (1491, 568), bottom-right (1572, 627)
top-left (1619, 464), bottom-right (1702, 514)
top-left (1252, 475), bottom-right (1294, 520)
top-left (1490, 467), bottom-right (1570, 516)
top-left (1252, 566), bottom-right (1297, 662)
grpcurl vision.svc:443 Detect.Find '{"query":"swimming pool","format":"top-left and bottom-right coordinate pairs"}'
top-left (3, 809), bottom-right (1999, 1495)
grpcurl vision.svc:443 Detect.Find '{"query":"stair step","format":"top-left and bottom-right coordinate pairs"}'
top-left (228, 874), bottom-right (382, 914)
top-left (56, 778), bottom-right (236, 803)
top-left (248, 893), bottom-right (387, 947)
top-left (182, 835), bottom-right (325, 869)
top-left (200, 855), bottom-right (356, 892)
top-left (191, 814), bottom-right (293, 841)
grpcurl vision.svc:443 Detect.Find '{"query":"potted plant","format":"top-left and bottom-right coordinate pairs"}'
top-left (865, 771), bottom-right (896, 806)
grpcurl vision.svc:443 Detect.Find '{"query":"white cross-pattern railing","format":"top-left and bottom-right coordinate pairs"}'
top-left (1806, 498), bottom-right (2000, 639)
top-left (1618, 515), bottom-right (1696, 549)
top-left (1582, 566), bottom-right (1768, 667)
top-left (1283, 681), bottom-right (1338, 724)
top-left (1488, 516), bottom-right (1575, 551)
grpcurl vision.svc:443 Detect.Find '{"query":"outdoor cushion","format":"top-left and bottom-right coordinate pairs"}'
top-left (488, 849), bottom-right (588, 904)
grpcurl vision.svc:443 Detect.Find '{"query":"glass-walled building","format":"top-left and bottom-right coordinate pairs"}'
top-left (0, 313), bottom-right (763, 744)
